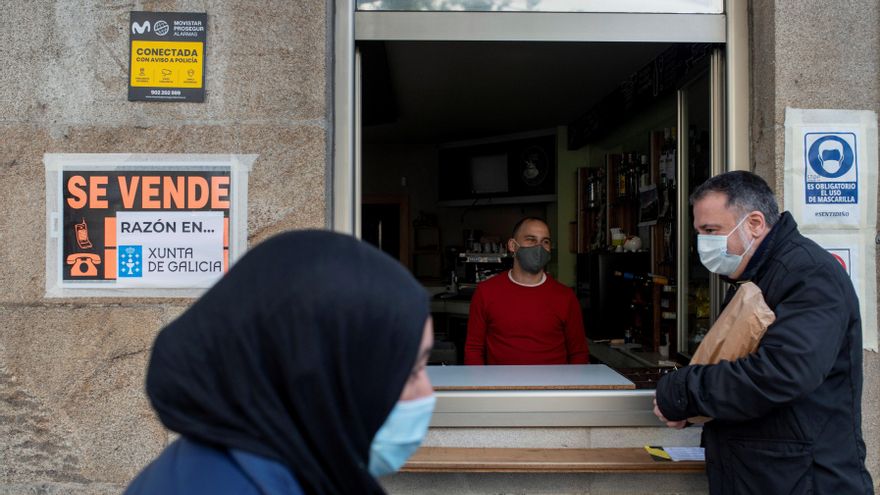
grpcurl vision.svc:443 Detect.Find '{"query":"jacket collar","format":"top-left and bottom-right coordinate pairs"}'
top-left (721, 211), bottom-right (796, 284)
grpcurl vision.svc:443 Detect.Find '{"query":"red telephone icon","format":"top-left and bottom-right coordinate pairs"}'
top-left (67, 253), bottom-right (101, 277)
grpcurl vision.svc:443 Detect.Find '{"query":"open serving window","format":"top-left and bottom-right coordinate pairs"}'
top-left (334, 2), bottom-right (748, 425)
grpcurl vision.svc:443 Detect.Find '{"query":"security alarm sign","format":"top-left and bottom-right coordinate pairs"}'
top-left (61, 171), bottom-right (230, 288)
top-left (129, 11), bottom-right (207, 102)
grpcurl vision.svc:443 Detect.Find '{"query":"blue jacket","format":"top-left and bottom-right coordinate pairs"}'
top-left (656, 213), bottom-right (873, 494)
top-left (125, 437), bottom-right (304, 495)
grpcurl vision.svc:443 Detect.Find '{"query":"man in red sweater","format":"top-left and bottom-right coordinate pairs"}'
top-left (464, 218), bottom-right (589, 365)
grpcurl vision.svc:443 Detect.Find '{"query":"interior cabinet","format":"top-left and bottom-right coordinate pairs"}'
top-left (575, 129), bottom-right (678, 353)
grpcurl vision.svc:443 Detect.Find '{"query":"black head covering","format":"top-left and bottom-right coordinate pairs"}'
top-left (146, 230), bottom-right (429, 494)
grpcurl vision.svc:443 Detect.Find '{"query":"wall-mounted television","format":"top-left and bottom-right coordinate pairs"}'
top-left (470, 154), bottom-right (509, 194)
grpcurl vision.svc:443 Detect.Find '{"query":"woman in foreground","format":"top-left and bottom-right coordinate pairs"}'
top-left (125, 230), bottom-right (435, 494)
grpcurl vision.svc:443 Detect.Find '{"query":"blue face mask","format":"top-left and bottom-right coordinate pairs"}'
top-left (368, 395), bottom-right (436, 478)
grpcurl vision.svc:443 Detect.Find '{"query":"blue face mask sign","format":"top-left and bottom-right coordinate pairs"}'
top-left (804, 133), bottom-right (858, 206)
top-left (368, 395), bottom-right (436, 477)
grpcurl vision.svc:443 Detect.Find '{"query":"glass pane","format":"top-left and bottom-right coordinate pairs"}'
top-left (357, 0), bottom-right (723, 13)
top-left (681, 72), bottom-right (712, 356)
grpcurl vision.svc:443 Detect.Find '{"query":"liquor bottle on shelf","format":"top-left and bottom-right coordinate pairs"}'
top-left (585, 169), bottom-right (601, 209)
top-left (626, 153), bottom-right (638, 200)
top-left (659, 128), bottom-right (677, 224)
top-left (639, 154), bottom-right (650, 188)
top-left (660, 127), bottom-right (677, 187)
top-left (617, 154), bottom-right (628, 199)
top-left (659, 171), bottom-right (670, 219)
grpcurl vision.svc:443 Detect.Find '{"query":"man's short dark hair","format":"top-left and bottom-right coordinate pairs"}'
top-left (689, 171), bottom-right (780, 227)
top-left (511, 217), bottom-right (549, 238)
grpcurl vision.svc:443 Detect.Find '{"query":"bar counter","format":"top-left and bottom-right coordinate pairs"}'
top-left (427, 364), bottom-right (659, 427)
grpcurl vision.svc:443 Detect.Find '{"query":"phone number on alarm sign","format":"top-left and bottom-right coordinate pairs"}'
top-left (150, 89), bottom-right (181, 96)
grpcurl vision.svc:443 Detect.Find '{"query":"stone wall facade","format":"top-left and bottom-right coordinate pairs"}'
top-left (0, 1), bottom-right (330, 492)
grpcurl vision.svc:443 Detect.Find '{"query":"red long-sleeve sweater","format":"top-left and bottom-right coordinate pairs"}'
top-left (464, 271), bottom-right (589, 365)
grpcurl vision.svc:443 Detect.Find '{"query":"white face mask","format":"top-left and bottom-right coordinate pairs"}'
top-left (697, 216), bottom-right (754, 276)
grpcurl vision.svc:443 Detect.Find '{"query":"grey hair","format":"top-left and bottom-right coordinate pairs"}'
top-left (689, 171), bottom-right (780, 227)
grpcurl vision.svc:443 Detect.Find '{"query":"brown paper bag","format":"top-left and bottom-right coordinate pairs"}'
top-left (687, 282), bottom-right (776, 424)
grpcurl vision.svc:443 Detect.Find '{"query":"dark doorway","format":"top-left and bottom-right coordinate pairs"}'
top-left (362, 194), bottom-right (410, 267)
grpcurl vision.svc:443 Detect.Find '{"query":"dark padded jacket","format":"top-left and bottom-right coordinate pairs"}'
top-left (125, 437), bottom-right (305, 495)
top-left (656, 212), bottom-right (874, 494)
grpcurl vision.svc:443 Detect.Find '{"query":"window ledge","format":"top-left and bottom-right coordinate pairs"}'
top-left (402, 447), bottom-right (704, 473)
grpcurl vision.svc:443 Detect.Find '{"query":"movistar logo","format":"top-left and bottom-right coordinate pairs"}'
top-left (132, 21), bottom-right (150, 34)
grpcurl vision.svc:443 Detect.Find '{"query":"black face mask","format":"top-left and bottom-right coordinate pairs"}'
top-left (514, 242), bottom-right (551, 274)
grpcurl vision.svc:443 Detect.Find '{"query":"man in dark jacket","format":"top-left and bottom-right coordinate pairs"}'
top-left (654, 171), bottom-right (874, 494)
